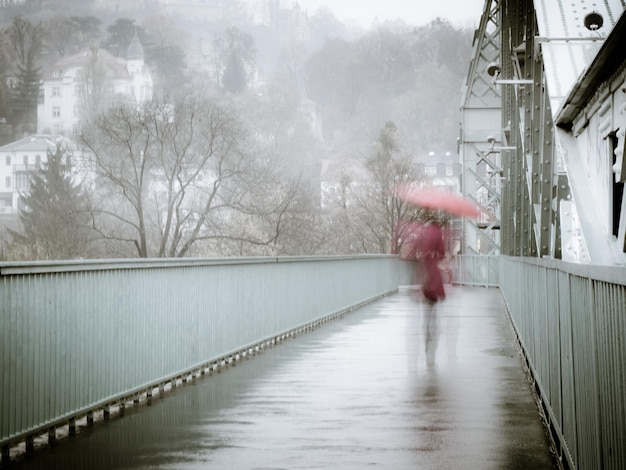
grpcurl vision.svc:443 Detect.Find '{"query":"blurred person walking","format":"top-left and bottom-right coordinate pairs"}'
top-left (418, 218), bottom-right (446, 303)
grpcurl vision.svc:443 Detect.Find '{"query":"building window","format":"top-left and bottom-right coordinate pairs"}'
top-left (610, 132), bottom-right (624, 240)
top-left (5, 176), bottom-right (10, 189)
top-left (23, 155), bottom-right (28, 165)
top-left (52, 106), bottom-right (61, 119)
top-left (74, 84), bottom-right (83, 96)
top-left (52, 87), bottom-right (61, 97)
top-left (76, 68), bottom-right (83, 78)
top-left (53, 70), bottom-right (61, 78)
top-left (35, 154), bottom-right (41, 165)
top-left (15, 174), bottom-right (28, 192)
top-left (5, 155), bottom-right (10, 166)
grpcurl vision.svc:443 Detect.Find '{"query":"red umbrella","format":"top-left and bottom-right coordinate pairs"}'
top-left (395, 185), bottom-right (480, 218)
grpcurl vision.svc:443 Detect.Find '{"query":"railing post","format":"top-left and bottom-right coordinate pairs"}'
top-left (2, 444), bottom-right (9, 464)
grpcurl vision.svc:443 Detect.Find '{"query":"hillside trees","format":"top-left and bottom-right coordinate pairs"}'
top-left (305, 19), bottom-right (473, 155)
top-left (239, 82), bottom-right (322, 176)
top-left (0, 31), bottom-right (11, 132)
top-left (44, 15), bottom-right (101, 60)
top-left (0, 0), bottom-right (98, 23)
top-left (101, 17), bottom-right (137, 57)
top-left (306, 38), bottom-right (368, 123)
top-left (8, 17), bottom-right (45, 135)
top-left (102, 17), bottom-right (188, 92)
top-left (0, 5), bottom-right (476, 258)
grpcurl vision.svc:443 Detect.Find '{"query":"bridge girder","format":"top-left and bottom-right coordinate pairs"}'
top-left (461, 0), bottom-right (568, 258)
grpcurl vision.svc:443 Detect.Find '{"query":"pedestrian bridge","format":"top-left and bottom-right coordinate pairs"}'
top-left (1, 255), bottom-right (624, 469)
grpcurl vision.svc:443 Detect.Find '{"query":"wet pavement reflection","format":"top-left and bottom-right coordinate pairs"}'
top-left (9, 287), bottom-right (556, 469)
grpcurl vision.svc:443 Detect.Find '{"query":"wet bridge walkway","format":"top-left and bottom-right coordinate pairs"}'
top-left (9, 286), bottom-right (556, 469)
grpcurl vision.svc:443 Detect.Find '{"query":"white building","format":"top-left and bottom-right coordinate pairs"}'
top-left (37, 35), bottom-right (153, 136)
top-left (0, 135), bottom-right (79, 214)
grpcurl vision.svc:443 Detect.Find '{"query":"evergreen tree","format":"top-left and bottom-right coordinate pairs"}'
top-left (9, 143), bottom-right (93, 260)
top-left (213, 27), bottom-right (256, 93)
top-left (102, 17), bottom-right (138, 57)
top-left (222, 52), bottom-right (247, 93)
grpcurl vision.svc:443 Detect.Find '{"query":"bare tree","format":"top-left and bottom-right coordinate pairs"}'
top-left (76, 46), bottom-right (110, 122)
top-left (324, 122), bottom-right (428, 254)
top-left (78, 91), bottom-right (308, 258)
top-left (222, 169), bottom-right (325, 256)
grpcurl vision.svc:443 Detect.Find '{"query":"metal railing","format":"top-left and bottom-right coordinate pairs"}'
top-left (499, 256), bottom-right (626, 470)
top-left (451, 254), bottom-right (499, 287)
top-left (1, 255), bottom-right (412, 460)
top-left (4, 253), bottom-right (623, 469)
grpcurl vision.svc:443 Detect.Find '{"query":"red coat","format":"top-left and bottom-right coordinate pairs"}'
top-left (418, 223), bottom-right (446, 302)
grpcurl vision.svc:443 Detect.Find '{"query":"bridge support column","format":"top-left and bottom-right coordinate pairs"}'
top-left (69, 418), bottom-right (76, 436)
top-left (25, 435), bottom-right (34, 453)
top-left (47, 427), bottom-right (56, 446)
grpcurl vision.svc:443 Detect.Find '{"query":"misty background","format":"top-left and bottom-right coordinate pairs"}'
top-left (0, 0), bottom-right (474, 260)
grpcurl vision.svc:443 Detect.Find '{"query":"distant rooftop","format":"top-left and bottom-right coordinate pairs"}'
top-left (0, 135), bottom-right (73, 153)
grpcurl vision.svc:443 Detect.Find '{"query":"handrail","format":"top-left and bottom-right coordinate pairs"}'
top-left (0, 254), bottom-right (394, 275)
top-left (1, 255), bottom-right (411, 461)
top-left (499, 255), bottom-right (626, 469)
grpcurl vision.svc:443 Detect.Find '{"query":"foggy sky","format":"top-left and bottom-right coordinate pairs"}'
top-left (294, 0), bottom-right (485, 28)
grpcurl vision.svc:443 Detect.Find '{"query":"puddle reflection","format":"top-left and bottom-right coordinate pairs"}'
top-left (405, 288), bottom-right (460, 373)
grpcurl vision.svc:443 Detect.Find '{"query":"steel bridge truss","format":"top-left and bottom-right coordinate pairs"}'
top-left (461, 0), bottom-right (570, 258)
